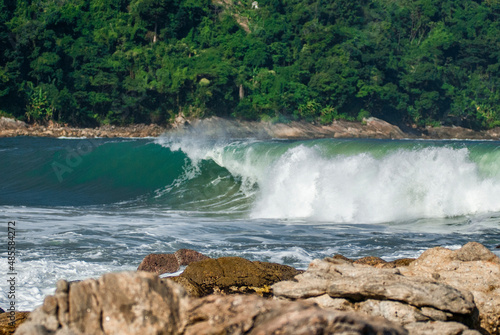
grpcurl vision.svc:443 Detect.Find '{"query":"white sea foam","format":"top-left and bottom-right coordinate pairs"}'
top-left (251, 145), bottom-right (500, 222)
top-left (0, 258), bottom-right (133, 311)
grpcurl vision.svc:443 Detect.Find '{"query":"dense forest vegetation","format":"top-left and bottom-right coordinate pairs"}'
top-left (0, 0), bottom-right (499, 128)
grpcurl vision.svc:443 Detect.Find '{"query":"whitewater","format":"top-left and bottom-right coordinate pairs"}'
top-left (1, 135), bottom-right (500, 310)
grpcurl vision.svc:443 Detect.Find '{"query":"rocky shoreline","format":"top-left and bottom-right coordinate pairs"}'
top-left (2, 115), bottom-right (500, 140)
top-left (4, 242), bottom-right (499, 335)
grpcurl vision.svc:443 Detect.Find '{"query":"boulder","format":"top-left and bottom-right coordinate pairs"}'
top-left (16, 271), bottom-right (408, 335)
top-left (400, 242), bottom-right (500, 335)
top-left (167, 256), bottom-right (302, 297)
top-left (138, 253), bottom-right (180, 274)
top-left (137, 249), bottom-right (209, 275)
top-left (0, 311), bottom-right (29, 335)
top-left (404, 321), bottom-right (481, 335)
top-left (16, 271), bottom-right (189, 335)
top-left (184, 294), bottom-right (408, 335)
top-left (273, 254), bottom-right (480, 334)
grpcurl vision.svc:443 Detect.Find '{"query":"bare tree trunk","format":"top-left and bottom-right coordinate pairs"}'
top-left (239, 84), bottom-right (245, 100)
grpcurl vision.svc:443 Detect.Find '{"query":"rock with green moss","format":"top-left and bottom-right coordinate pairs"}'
top-left (167, 256), bottom-right (302, 297)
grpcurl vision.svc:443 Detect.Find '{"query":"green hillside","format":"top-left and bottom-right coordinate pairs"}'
top-left (0, 0), bottom-right (499, 128)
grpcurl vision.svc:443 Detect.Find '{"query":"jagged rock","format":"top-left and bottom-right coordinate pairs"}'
top-left (17, 271), bottom-right (409, 335)
top-left (16, 272), bottom-right (189, 335)
top-left (326, 270), bottom-right (474, 314)
top-left (138, 253), bottom-right (180, 274)
top-left (184, 294), bottom-right (408, 335)
top-left (274, 259), bottom-right (474, 314)
top-left (137, 249), bottom-right (209, 275)
top-left (168, 256), bottom-right (302, 297)
top-left (400, 242), bottom-right (500, 335)
top-left (404, 321), bottom-right (481, 335)
top-left (273, 254), bottom-right (480, 333)
top-left (0, 311), bottom-right (29, 335)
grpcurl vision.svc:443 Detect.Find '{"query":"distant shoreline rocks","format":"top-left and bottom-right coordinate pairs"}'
top-left (10, 242), bottom-right (500, 335)
top-left (2, 115), bottom-right (500, 140)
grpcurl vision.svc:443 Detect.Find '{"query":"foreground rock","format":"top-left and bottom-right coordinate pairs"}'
top-left (16, 271), bottom-right (408, 335)
top-left (0, 311), bottom-right (29, 335)
top-left (401, 242), bottom-right (500, 335)
top-left (137, 249), bottom-right (209, 275)
top-left (273, 242), bottom-right (500, 334)
top-left (167, 256), bottom-right (302, 297)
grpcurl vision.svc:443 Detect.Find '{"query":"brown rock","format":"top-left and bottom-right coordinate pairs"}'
top-left (17, 271), bottom-right (409, 335)
top-left (0, 311), bottom-right (29, 335)
top-left (169, 256), bottom-right (302, 297)
top-left (16, 271), bottom-right (189, 335)
top-left (137, 249), bottom-right (209, 276)
top-left (401, 242), bottom-right (500, 335)
top-left (404, 321), bottom-right (482, 335)
top-left (185, 294), bottom-right (408, 335)
top-left (174, 249), bottom-right (209, 266)
top-left (354, 256), bottom-right (388, 266)
top-left (389, 258), bottom-right (416, 267)
top-left (138, 253), bottom-right (180, 274)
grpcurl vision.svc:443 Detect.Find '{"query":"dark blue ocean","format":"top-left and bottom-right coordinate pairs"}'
top-left (1, 134), bottom-right (500, 310)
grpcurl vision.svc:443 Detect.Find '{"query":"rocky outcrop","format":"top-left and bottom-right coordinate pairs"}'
top-left (273, 242), bottom-right (500, 335)
top-left (0, 118), bottom-right (165, 138)
top-left (400, 242), bottom-right (500, 335)
top-left (167, 256), bottom-right (302, 297)
top-left (185, 294), bottom-right (407, 335)
top-left (137, 249), bottom-right (209, 275)
top-left (2, 115), bottom-right (500, 139)
top-left (16, 271), bottom-right (408, 335)
top-left (0, 311), bottom-right (29, 335)
top-left (169, 116), bottom-right (409, 140)
top-left (16, 272), bottom-right (188, 335)
top-left (167, 116), bottom-right (500, 140)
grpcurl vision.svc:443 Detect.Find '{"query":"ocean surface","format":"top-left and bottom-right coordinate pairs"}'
top-left (1, 134), bottom-right (500, 310)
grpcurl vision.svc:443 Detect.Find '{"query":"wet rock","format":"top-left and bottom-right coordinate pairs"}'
top-left (0, 311), bottom-right (29, 335)
top-left (16, 271), bottom-right (189, 335)
top-left (168, 256), bottom-right (302, 297)
top-left (137, 249), bottom-right (209, 275)
top-left (175, 249), bottom-right (209, 266)
top-left (401, 242), bottom-right (500, 335)
top-left (138, 253), bottom-right (181, 274)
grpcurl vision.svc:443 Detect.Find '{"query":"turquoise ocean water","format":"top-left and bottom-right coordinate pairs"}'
top-left (1, 134), bottom-right (500, 310)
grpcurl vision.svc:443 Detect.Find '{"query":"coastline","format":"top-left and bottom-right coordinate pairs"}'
top-left (2, 116), bottom-right (500, 140)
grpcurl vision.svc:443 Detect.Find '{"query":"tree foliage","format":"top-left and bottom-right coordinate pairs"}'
top-left (0, 0), bottom-right (499, 128)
